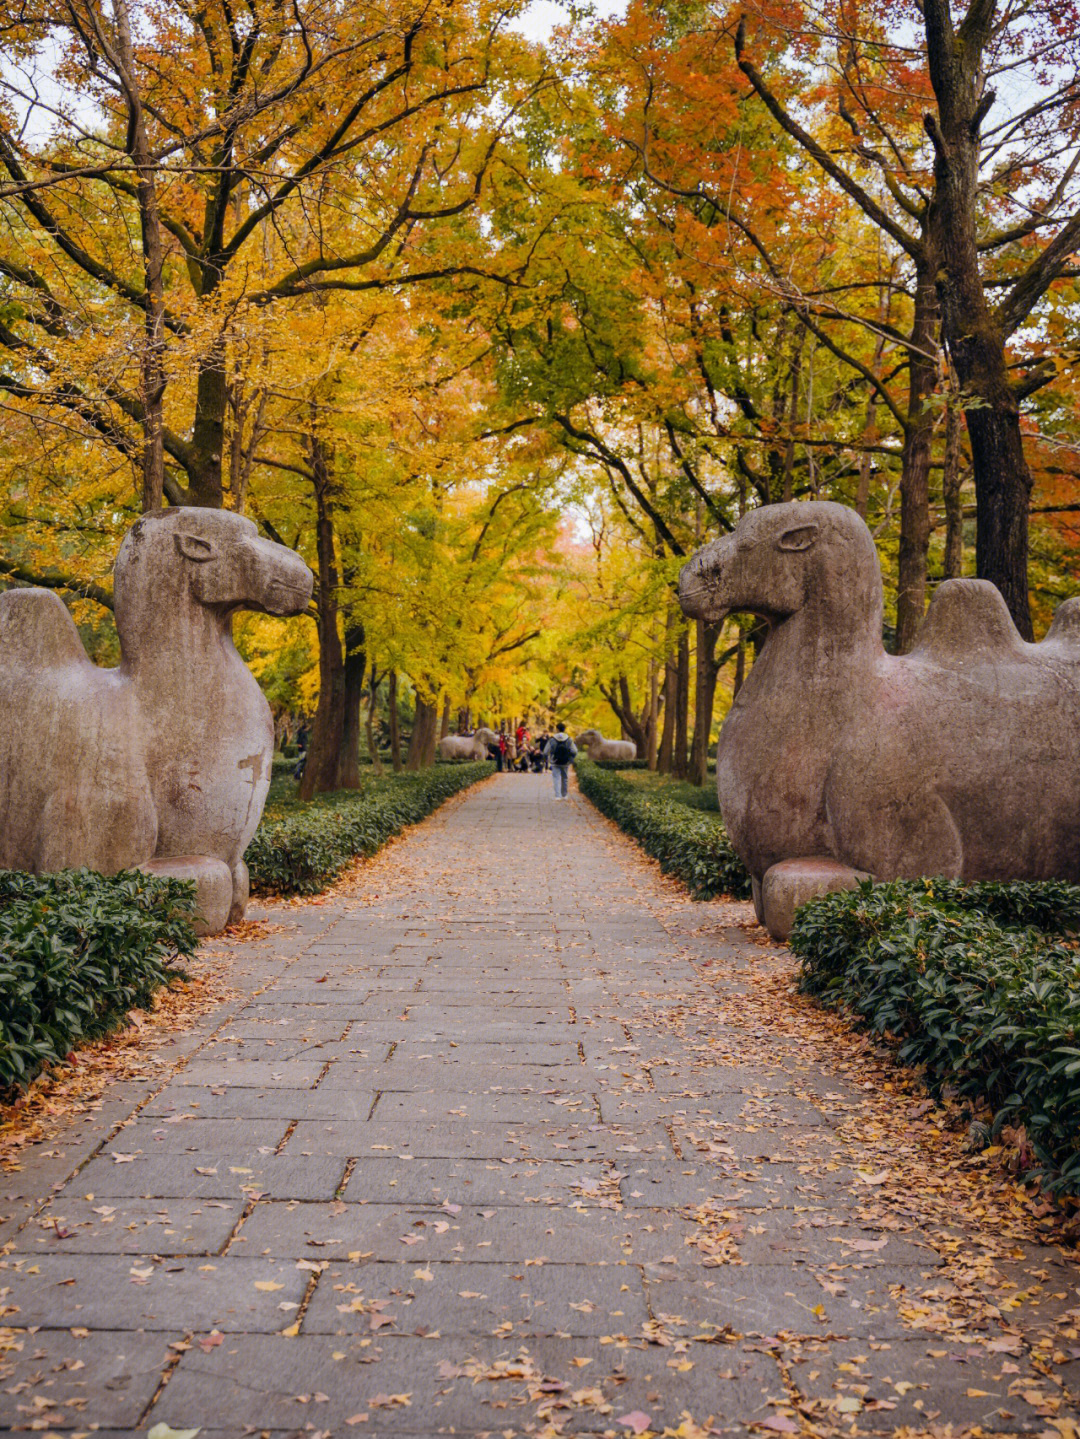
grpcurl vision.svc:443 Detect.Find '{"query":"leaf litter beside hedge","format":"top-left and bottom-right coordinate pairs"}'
top-left (790, 878), bottom-right (1080, 1197)
top-left (575, 759), bottom-right (751, 900)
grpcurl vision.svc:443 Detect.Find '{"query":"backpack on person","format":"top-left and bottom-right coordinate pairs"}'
top-left (551, 735), bottom-right (575, 766)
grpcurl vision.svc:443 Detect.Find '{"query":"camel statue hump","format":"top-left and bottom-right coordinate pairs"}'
top-left (908, 579), bottom-right (1027, 666)
top-left (0, 588), bottom-right (94, 671)
top-left (1043, 597), bottom-right (1080, 653)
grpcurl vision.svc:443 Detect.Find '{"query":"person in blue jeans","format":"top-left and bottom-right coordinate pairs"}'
top-left (543, 723), bottom-right (577, 799)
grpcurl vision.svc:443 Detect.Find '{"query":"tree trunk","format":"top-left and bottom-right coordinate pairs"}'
top-left (673, 629), bottom-right (690, 780)
top-left (111, 0), bottom-right (167, 514)
top-left (406, 696), bottom-right (438, 771)
top-left (440, 695), bottom-right (451, 740)
top-left (299, 437), bottom-right (344, 800)
top-left (189, 338), bottom-right (227, 507)
top-left (922, 0), bottom-right (1033, 637)
top-left (895, 262), bottom-right (938, 654)
top-left (690, 619), bottom-right (723, 787)
top-left (657, 659), bottom-right (676, 776)
top-left (733, 629), bottom-right (746, 698)
top-left (942, 393), bottom-right (965, 580)
top-left (388, 670), bottom-right (402, 772)
top-left (647, 660), bottom-right (659, 771)
top-left (336, 621), bottom-right (366, 790)
top-left (366, 666), bottom-right (383, 776)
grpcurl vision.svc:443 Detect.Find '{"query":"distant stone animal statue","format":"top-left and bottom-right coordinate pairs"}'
top-left (438, 727), bottom-right (497, 762)
top-left (0, 507), bottom-right (313, 933)
top-left (678, 500), bottom-right (1080, 939)
top-left (576, 729), bottom-right (637, 763)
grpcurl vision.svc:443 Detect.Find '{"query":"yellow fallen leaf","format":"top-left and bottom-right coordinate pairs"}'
top-left (280, 1322), bottom-right (301, 1337)
top-left (254, 1280), bottom-right (284, 1292)
top-left (148, 1427), bottom-right (200, 1439)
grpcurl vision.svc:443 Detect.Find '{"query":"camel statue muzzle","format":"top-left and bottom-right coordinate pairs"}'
top-left (678, 509), bottom-right (828, 625)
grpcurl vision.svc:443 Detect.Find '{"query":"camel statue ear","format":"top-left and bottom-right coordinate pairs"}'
top-left (778, 524), bottom-right (817, 552)
top-left (174, 533), bottom-right (216, 563)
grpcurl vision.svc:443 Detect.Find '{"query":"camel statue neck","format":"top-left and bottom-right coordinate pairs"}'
top-left (116, 564), bottom-right (240, 688)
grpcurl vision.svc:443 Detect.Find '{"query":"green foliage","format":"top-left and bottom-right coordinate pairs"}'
top-left (575, 759), bottom-right (750, 899)
top-left (0, 869), bottom-right (197, 1100)
top-left (246, 762), bottom-right (494, 895)
top-left (790, 879), bottom-right (1080, 1196)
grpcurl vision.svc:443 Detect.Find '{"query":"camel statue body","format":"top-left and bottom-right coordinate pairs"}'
top-left (678, 501), bottom-right (1080, 938)
top-left (576, 729), bottom-right (637, 763)
top-left (438, 727), bottom-right (497, 762)
top-left (0, 508), bottom-right (313, 932)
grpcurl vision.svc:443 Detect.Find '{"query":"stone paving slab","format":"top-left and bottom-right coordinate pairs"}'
top-left (16, 1196), bottom-right (244, 1255)
top-left (1, 773), bottom-right (1078, 1435)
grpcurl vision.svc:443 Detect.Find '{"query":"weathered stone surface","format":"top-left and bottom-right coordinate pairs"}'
top-left (679, 501), bottom-right (1080, 935)
top-left (140, 853), bottom-right (232, 934)
top-left (0, 507), bottom-right (312, 931)
top-left (760, 856), bottom-right (871, 940)
top-left (575, 727), bottom-right (637, 761)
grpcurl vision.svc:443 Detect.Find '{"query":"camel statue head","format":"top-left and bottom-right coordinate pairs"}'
top-left (678, 501), bottom-right (883, 632)
top-left (114, 508), bottom-right (313, 637)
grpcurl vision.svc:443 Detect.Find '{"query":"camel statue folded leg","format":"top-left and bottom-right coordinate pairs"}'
top-left (678, 501), bottom-right (1080, 940)
top-left (0, 508), bottom-right (313, 934)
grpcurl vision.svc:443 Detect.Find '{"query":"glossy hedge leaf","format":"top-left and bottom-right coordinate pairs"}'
top-left (0, 869), bottom-right (197, 1101)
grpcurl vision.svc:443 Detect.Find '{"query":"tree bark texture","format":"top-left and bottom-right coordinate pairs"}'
top-left (894, 263), bottom-right (937, 653)
top-left (690, 619), bottom-right (723, 787)
top-left (673, 629), bottom-right (690, 780)
top-left (299, 437), bottom-right (344, 800)
top-left (388, 671), bottom-right (402, 772)
top-left (922, 0), bottom-right (1034, 637)
top-left (406, 695), bottom-right (439, 770)
top-left (336, 621), bottom-right (366, 790)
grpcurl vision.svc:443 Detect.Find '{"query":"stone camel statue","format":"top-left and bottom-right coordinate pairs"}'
top-left (0, 507), bottom-right (313, 933)
top-left (678, 500), bottom-right (1080, 939)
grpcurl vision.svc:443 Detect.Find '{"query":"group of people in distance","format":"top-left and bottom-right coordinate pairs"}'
top-left (486, 722), bottom-right (579, 798)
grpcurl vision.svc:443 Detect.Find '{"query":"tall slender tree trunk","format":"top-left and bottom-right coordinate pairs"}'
top-left (406, 695), bottom-right (438, 771)
top-left (647, 660), bottom-right (659, 771)
top-left (336, 621), bottom-right (366, 790)
top-left (923, 0), bottom-right (1033, 637)
top-left (388, 671), bottom-right (402, 772)
top-left (440, 696), bottom-right (451, 740)
top-left (690, 619), bottom-right (723, 787)
top-left (111, 0), bottom-right (167, 514)
top-left (673, 630), bottom-right (690, 780)
top-left (300, 436), bottom-right (344, 800)
top-left (366, 666), bottom-right (384, 776)
top-left (942, 390), bottom-right (966, 580)
top-left (895, 263), bottom-right (938, 653)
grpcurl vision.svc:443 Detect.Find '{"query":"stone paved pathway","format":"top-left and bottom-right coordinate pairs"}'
top-left (3, 773), bottom-right (1079, 1437)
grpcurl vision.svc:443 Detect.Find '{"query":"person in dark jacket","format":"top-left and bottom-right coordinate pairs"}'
top-left (543, 723), bottom-right (577, 799)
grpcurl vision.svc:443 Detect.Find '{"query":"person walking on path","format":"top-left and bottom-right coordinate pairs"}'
top-left (544, 722), bottom-right (577, 799)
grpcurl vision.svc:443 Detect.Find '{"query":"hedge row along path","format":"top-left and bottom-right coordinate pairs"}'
top-left (2, 773), bottom-right (1079, 1436)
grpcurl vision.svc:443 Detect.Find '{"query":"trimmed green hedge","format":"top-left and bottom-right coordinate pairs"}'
top-left (0, 869), bottom-right (197, 1099)
top-left (246, 761), bottom-right (494, 895)
top-left (575, 759), bottom-right (751, 900)
top-left (790, 879), bottom-right (1080, 1196)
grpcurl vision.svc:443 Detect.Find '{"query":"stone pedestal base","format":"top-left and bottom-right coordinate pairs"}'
top-left (139, 855), bottom-right (233, 935)
top-left (761, 857), bottom-right (871, 941)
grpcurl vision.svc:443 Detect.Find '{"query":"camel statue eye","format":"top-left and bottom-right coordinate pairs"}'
top-left (777, 524), bottom-right (817, 552)
top-left (174, 533), bottom-right (216, 563)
